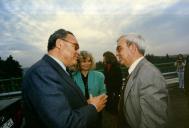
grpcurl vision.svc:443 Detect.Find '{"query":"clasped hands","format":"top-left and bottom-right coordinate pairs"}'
top-left (87, 94), bottom-right (108, 112)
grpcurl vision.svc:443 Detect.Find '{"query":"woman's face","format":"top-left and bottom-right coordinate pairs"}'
top-left (80, 57), bottom-right (92, 71)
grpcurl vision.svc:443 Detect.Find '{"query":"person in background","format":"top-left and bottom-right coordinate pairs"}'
top-left (72, 50), bottom-right (107, 128)
top-left (175, 54), bottom-right (185, 89)
top-left (116, 33), bottom-right (168, 128)
top-left (22, 29), bottom-right (107, 128)
top-left (103, 51), bottom-right (122, 114)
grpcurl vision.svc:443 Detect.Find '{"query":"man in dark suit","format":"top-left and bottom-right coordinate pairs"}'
top-left (22, 29), bottom-right (107, 128)
top-left (116, 34), bottom-right (168, 128)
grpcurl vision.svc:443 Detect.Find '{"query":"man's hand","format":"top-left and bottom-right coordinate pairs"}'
top-left (87, 94), bottom-right (108, 112)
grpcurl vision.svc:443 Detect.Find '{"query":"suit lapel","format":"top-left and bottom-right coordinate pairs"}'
top-left (43, 55), bottom-right (86, 102)
top-left (124, 58), bottom-right (146, 101)
top-left (124, 75), bottom-right (133, 101)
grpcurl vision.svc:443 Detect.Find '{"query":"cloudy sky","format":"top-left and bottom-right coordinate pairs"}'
top-left (0, 0), bottom-right (188, 68)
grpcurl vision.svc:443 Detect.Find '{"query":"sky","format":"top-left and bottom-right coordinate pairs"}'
top-left (0, 0), bottom-right (189, 68)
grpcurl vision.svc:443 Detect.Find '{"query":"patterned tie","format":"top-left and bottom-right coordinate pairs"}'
top-left (117, 74), bottom-right (131, 128)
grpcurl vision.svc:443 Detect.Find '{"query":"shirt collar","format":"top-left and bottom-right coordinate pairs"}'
top-left (48, 55), bottom-right (67, 72)
top-left (128, 56), bottom-right (144, 75)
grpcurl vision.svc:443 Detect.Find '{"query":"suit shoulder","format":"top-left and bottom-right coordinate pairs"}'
top-left (142, 61), bottom-right (162, 75)
top-left (24, 58), bottom-right (50, 77)
top-left (138, 61), bottom-right (165, 84)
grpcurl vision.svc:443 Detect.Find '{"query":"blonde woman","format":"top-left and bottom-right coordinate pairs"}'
top-left (73, 50), bottom-right (106, 99)
top-left (72, 50), bottom-right (106, 128)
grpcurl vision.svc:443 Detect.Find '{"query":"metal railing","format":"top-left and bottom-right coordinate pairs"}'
top-left (163, 71), bottom-right (178, 87)
top-left (0, 78), bottom-right (22, 93)
top-left (0, 78), bottom-right (22, 99)
top-left (0, 91), bottom-right (21, 98)
top-left (0, 71), bottom-right (179, 98)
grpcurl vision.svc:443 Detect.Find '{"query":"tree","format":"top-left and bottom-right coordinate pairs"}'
top-left (166, 54), bottom-right (170, 60)
top-left (0, 55), bottom-right (23, 78)
top-left (95, 61), bottom-right (104, 73)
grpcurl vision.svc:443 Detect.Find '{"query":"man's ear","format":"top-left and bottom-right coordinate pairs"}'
top-left (129, 43), bottom-right (136, 51)
top-left (55, 39), bottom-right (62, 49)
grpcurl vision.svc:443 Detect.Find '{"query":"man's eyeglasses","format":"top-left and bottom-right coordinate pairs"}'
top-left (61, 38), bottom-right (79, 50)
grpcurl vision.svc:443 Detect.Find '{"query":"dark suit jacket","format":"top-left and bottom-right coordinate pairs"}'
top-left (22, 55), bottom-right (98, 128)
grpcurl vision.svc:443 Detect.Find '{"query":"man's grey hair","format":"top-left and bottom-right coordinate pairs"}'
top-left (119, 33), bottom-right (146, 55)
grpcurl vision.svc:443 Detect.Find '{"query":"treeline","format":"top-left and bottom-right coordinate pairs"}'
top-left (0, 54), bottom-right (184, 79)
top-left (96, 54), bottom-right (180, 73)
top-left (96, 54), bottom-right (177, 68)
top-left (0, 55), bottom-right (22, 79)
top-left (145, 54), bottom-right (177, 64)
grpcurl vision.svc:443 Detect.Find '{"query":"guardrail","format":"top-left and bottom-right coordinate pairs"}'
top-left (154, 62), bottom-right (175, 66)
top-left (0, 91), bottom-right (21, 99)
top-left (163, 71), bottom-right (178, 87)
top-left (162, 71), bottom-right (177, 76)
top-left (0, 78), bottom-right (22, 93)
top-left (0, 71), bottom-right (178, 98)
top-left (154, 62), bottom-right (176, 74)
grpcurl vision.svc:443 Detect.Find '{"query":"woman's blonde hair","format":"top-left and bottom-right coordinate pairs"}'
top-left (76, 51), bottom-right (96, 71)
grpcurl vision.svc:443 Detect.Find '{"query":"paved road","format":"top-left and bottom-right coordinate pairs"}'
top-left (167, 85), bottom-right (189, 128)
top-left (102, 84), bottom-right (189, 128)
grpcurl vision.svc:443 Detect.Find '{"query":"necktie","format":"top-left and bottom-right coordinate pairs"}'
top-left (117, 74), bottom-right (131, 128)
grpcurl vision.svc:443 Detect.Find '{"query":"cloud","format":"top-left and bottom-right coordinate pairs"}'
top-left (0, 0), bottom-right (188, 67)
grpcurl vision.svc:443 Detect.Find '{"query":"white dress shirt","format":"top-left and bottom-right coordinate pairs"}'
top-left (48, 55), bottom-right (69, 74)
top-left (128, 56), bottom-right (144, 75)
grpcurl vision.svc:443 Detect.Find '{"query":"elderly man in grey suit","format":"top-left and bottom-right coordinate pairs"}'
top-left (116, 34), bottom-right (168, 128)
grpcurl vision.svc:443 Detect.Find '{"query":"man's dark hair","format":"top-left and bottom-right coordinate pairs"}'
top-left (47, 29), bottom-right (74, 51)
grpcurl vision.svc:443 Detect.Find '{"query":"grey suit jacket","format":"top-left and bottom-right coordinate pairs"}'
top-left (123, 58), bottom-right (168, 128)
